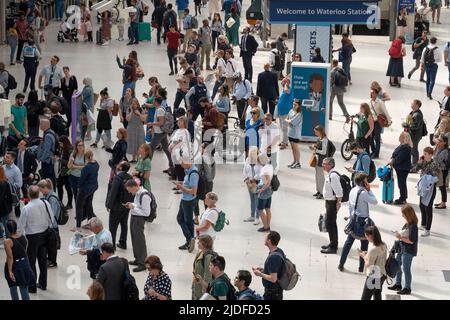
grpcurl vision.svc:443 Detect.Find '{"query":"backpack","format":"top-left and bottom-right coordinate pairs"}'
top-left (121, 258), bottom-right (139, 300)
top-left (334, 68), bottom-right (349, 87)
top-left (52, 115), bottom-right (69, 137)
top-left (139, 191), bottom-right (157, 223)
top-left (225, 277), bottom-right (237, 301)
top-left (422, 121), bottom-right (428, 137)
top-left (271, 251), bottom-right (300, 291)
top-left (423, 47), bottom-right (438, 65)
top-left (368, 159), bottom-right (376, 183)
top-left (331, 172), bottom-right (352, 203)
top-left (327, 140), bottom-right (336, 157)
top-left (212, 209), bottom-right (229, 232)
top-left (160, 107), bottom-right (174, 134)
top-left (3, 71), bottom-right (17, 90)
top-left (238, 289), bottom-right (263, 300)
top-left (46, 130), bottom-right (61, 156)
top-left (8, 182), bottom-right (20, 208)
top-left (190, 85), bottom-right (208, 107)
top-left (48, 194), bottom-right (69, 225)
top-left (167, 11), bottom-right (176, 28)
top-left (216, 112), bottom-right (225, 131)
top-left (188, 170), bottom-right (207, 200)
top-left (190, 16), bottom-right (198, 29)
top-left (388, 39), bottom-right (402, 58)
top-left (273, 51), bottom-right (283, 71)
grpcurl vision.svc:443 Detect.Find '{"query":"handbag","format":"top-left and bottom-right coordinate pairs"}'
top-left (371, 101), bottom-right (390, 128)
top-left (112, 100), bottom-right (119, 116)
top-left (429, 133), bottom-right (436, 146)
top-left (309, 154), bottom-right (317, 168)
top-left (385, 243), bottom-right (401, 283)
top-left (226, 17), bottom-right (236, 28)
top-left (344, 188), bottom-right (375, 240)
top-left (42, 200), bottom-right (61, 250)
top-left (318, 214), bottom-right (327, 233)
top-left (271, 175), bottom-right (280, 191)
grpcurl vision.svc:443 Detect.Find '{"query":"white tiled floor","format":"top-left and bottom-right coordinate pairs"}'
top-left (1, 2), bottom-right (450, 300)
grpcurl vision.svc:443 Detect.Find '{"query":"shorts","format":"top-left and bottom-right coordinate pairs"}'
top-left (178, 10), bottom-right (185, 17)
top-left (289, 137), bottom-right (300, 143)
top-left (257, 197), bottom-right (272, 210)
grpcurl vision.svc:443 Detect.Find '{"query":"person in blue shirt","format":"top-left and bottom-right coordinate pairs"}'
top-left (345, 142), bottom-right (371, 182)
top-left (72, 150), bottom-right (99, 232)
top-left (175, 155), bottom-right (199, 253)
top-left (277, 77), bottom-right (294, 149)
top-left (245, 107), bottom-right (263, 155)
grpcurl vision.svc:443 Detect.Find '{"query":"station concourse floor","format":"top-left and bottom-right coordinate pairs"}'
top-left (0, 4), bottom-right (450, 300)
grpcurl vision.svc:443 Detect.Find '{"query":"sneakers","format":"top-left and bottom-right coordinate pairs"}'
top-left (188, 238), bottom-right (196, 253)
top-left (315, 193), bottom-right (324, 200)
top-left (102, 41), bottom-right (110, 46)
top-left (313, 192), bottom-right (320, 197)
top-left (243, 217), bottom-right (255, 222)
top-left (418, 225), bottom-right (425, 231)
top-left (253, 218), bottom-right (261, 226)
top-left (178, 243), bottom-right (189, 250)
top-left (421, 230), bottom-right (430, 237)
top-left (287, 161), bottom-right (296, 168)
top-left (90, 143), bottom-right (98, 148)
top-left (47, 262), bottom-right (58, 268)
top-left (290, 162), bottom-right (301, 169)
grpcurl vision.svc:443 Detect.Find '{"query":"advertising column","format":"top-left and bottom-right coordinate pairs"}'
top-left (295, 25), bottom-right (332, 62)
top-left (291, 62), bottom-right (331, 142)
top-left (397, 0), bottom-right (415, 44)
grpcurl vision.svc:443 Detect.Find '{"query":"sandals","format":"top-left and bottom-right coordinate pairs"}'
top-left (434, 204), bottom-right (447, 209)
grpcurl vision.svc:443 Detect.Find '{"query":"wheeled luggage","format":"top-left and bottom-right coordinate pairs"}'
top-left (377, 165), bottom-right (394, 204)
top-left (96, 28), bottom-right (103, 44)
top-left (138, 22), bottom-right (151, 41)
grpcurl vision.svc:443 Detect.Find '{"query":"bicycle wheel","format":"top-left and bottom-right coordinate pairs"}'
top-left (341, 139), bottom-right (353, 161)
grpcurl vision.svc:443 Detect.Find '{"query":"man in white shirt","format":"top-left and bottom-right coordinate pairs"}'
top-left (211, 50), bottom-right (227, 101)
top-left (38, 55), bottom-right (64, 96)
top-left (269, 41), bottom-right (282, 80)
top-left (321, 158), bottom-right (343, 254)
top-left (18, 185), bottom-right (56, 292)
top-left (224, 49), bottom-right (238, 91)
top-left (259, 113), bottom-right (280, 173)
top-left (125, 179), bottom-right (152, 272)
top-left (369, 88), bottom-right (392, 159)
top-left (420, 37), bottom-right (442, 99)
top-left (231, 72), bottom-right (252, 122)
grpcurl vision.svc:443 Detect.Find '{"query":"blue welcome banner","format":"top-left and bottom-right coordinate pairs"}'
top-left (269, 0), bottom-right (380, 25)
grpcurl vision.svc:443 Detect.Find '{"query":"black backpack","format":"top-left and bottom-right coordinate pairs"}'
top-left (121, 258), bottom-right (139, 300)
top-left (334, 68), bottom-right (349, 87)
top-left (331, 172), bottom-right (352, 203)
top-left (327, 140), bottom-right (336, 157)
top-left (273, 51), bottom-right (283, 71)
top-left (368, 159), bottom-right (376, 183)
top-left (226, 277), bottom-right (237, 301)
top-left (52, 115), bottom-right (69, 137)
top-left (188, 170), bottom-right (206, 201)
top-left (48, 194), bottom-right (69, 225)
top-left (117, 174), bottom-right (134, 204)
top-left (7, 71), bottom-right (17, 90)
top-left (139, 191), bottom-right (157, 222)
top-left (423, 47), bottom-right (437, 65)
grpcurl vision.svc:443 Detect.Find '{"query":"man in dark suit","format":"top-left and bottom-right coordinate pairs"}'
top-left (15, 139), bottom-right (38, 200)
top-left (96, 243), bottom-right (128, 300)
top-left (240, 27), bottom-right (259, 82)
top-left (256, 63), bottom-right (280, 118)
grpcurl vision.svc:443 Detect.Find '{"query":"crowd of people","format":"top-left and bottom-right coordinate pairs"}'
top-left (0, 0), bottom-right (449, 301)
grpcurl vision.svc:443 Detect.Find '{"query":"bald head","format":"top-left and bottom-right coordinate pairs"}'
top-left (28, 185), bottom-right (40, 200)
top-left (40, 118), bottom-right (50, 131)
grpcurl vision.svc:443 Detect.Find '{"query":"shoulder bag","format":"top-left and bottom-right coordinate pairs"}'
top-left (371, 101), bottom-right (389, 128)
top-left (42, 200), bottom-right (61, 250)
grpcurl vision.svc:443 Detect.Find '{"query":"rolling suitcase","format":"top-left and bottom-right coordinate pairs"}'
top-left (96, 28), bottom-right (103, 44)
top-left (138, 22), bottom-right (151, 41)
top-left (382, 168), bottom-right (394, 204)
